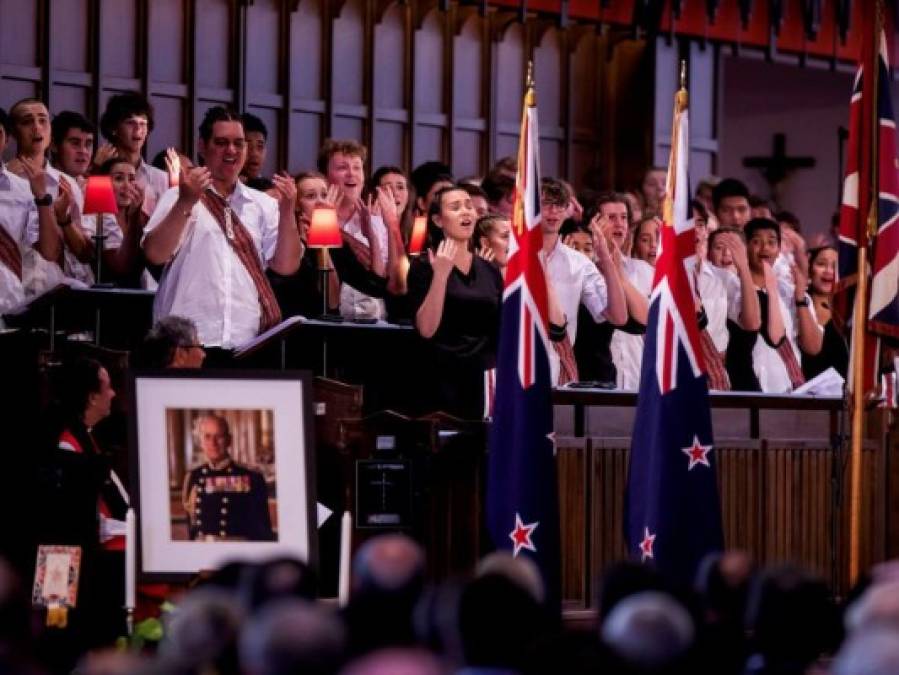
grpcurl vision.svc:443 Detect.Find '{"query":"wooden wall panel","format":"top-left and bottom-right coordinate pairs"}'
top-left (535, 26), bottom-right (563, 178)
top-left (372, 3), bottom-right (407, 170)
top-left (51, 0), bottom-right (90, 73)
top-left (494, 22), bottom-right (524, 162)
top-left (0, 0), bottom-right (39, 67)
top-left (149, 96), bottom-right (186, 163)
top-left (246, 0), bottom-right (281, 97)
top-left (289, 0), bottom-right (325, 170)
top-left (149, 0), bottom-right (186, 84)
top-left (333, 0), bottom-right (365, 106)
top-left (101, 0), bottom-right (138, 79)
top-left (559, 439), bottom-right (885, 608)
top-left (0, 1), bottom-right (624, 189)
top-left (195, 0), bottom-right (232, 90)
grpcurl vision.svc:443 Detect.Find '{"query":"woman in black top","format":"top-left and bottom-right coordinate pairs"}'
top-left (800, 246), bottom-right (848, 379)
top-left (407, 185), bottom-right (503, 418)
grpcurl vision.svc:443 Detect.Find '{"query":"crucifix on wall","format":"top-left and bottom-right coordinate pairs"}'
top-left (742, 133), bottom-right (816, 205)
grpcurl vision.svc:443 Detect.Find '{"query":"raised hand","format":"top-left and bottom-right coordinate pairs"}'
top-left (93, 143), bottom-right (118, 169)
top-left (589, 214), bottom-right (614, 270)
top-left (271, 171), bottom-right (297, 211)
top-left (179, 167), bottom-right (211, 205)
top-left (432, 238), bottom-right (458, 278)
top-left (375, 186), bottom-right (400, 233)
top-left (54, 178), bottom-right (74, 224)
top-left (762, 260), bottom-right (778, 292)
top-left (164, 147), bottom-right (181, 188)
top-left (322, 184), bottom-right (342, 210)
top-left (477, 245), bottom-right (496, 263)
top-left (17, 155), bottom-right (49, 199)
top-left (357, 196), bottom-right (376, 243)
top-left (720, 232), bottom-right (749, 270)
top-left (124, 183), bottom-right (146, 217)
top-left (791, 262), bottom-right (809, 302)
top-left (567, 193), bottom-right (584, 222)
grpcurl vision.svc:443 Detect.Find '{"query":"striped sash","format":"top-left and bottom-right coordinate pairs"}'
top-left (698, 329), bottom-right (731, 391)
top-left (776, 340), bottom-right (806, 390)
top-left (0, 223), bottom-right (22, 280)
top-left (201, 191), bottom-right (282, 332)
top-left (552, 336), bottom-right (580, 386)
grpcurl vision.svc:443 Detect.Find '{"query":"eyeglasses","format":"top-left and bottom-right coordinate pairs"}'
top-left (179, 343), bottom-right (205, 350)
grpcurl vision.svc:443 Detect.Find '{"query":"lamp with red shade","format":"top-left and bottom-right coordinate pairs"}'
top-left (82, 176), bottom-right (119, 285)
top-left (408, 215), bottom-right (427, 256)
top-left (307, 207), bottom-right (343, 320)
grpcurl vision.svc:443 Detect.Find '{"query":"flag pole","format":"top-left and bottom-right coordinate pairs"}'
top-left (848, 0), bottom-right (882, 584)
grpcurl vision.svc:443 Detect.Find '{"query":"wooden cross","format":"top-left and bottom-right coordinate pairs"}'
top-left (743, 133), bottom-right (816, 188)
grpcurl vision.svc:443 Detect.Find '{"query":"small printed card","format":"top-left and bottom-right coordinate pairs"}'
top-left (32, 545), bottom-right (81, 609)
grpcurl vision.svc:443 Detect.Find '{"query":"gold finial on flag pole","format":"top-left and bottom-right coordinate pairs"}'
top-left (676, 59), bottom-right (688, 111)
top-left (525, 60), bottom-right (536, 106)
top-left (526, 60), bottom-right (535, 89)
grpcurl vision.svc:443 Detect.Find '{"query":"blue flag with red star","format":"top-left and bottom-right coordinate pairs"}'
top-left (625, 83), bottom-right (724, 583)
top-left (486, 74), bottom-right (561, 610)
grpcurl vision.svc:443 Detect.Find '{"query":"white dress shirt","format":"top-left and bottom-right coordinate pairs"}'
top-left (544, 238), bottom-right (609, 384)
top-left (0, 164), bottom-right (38, 315)
top-left (610, 256), bottom-right (654, 390)
top-left (22, 162), bottom-right (92, 295)
top-left (143, 183), bottom-right (280, 349)
top-left (338, 210), bottom-right (388, 320)
top-left (696, 262), bottom-right (734, 353)
top-left (136, 159), bottom-right (169, 218)
top-left (727, 274), bottom-right (802, 393)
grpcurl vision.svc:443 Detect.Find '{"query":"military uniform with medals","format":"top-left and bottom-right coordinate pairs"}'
top-left (182, 457), bottom-right (274, 541)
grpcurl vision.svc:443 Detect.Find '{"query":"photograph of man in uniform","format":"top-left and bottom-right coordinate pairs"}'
top-left (177, 412), bottom-right (275, 542)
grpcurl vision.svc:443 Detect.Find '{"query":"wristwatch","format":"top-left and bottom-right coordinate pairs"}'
top-left (795, 294), bottom-right (811, 308)
top-left (34, 193), bottom-right (53, 207)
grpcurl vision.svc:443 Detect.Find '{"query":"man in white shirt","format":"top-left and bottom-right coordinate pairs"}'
top-left (317, 139), bottom-right (400, 320)
top-left (736, 219), bottom-right (804, 393)
top-left (97, 92), bottom-right (169, 217)
top-left (594, 192), bottom-right (652, 390)
top-left (0, 107), bottom-right (62, 317)
top-left (540, 178), bottom-right (627, 384)
top-left (142, 107), bottom-right (301, 357)
top-left (7, 99), bottom-right (92, 293)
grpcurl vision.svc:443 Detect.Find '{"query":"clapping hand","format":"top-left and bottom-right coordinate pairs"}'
top-left (477, 245), bottom-right (496, 263)
top-left (164, 148), bottom-right (181, 188)
top-left (271, 172), bottom-right (297, 211)
top-left (54, 178), bottom-right (74, 224)
top-left (374, 186), bottom-right (400, 233)
top-left (92, 143), bottom-right (118, 169)
top-left (178, 167), bottom-right (212, 205)
top-left (17, 155), bottom-right (49, 199)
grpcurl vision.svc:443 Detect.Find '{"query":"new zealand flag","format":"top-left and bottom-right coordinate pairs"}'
top-left (486, 78), bottom-right (561, 610)
top-left (625, 86), bottom-right (724, 584)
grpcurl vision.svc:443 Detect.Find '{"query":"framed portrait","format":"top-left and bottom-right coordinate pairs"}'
top-left (129, 370), bottom-right (316, 581)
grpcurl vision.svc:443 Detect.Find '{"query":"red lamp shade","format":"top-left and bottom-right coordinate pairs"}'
top-left (307, 207), bottom-right (342, 248)
top-left (409, 215), bottom-right (427, 255)
top-left (83, 176), bottom-right (119, 215)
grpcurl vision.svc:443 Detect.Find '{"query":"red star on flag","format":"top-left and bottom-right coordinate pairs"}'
top-left (509, 513), bottom-right (539, 557)
top-left (681, 435), bottom-right (712, 470)
top-left (639, 527), bottom-right (656, 562)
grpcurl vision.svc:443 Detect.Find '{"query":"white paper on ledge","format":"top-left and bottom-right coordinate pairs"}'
top-left (317, 502), bottom-right (333, 529)
top-left (793, 367), bottom-right (845, 397)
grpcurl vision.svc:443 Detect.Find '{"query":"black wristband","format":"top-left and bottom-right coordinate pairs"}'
top-left (34, 193), bottom-right (53, 207)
